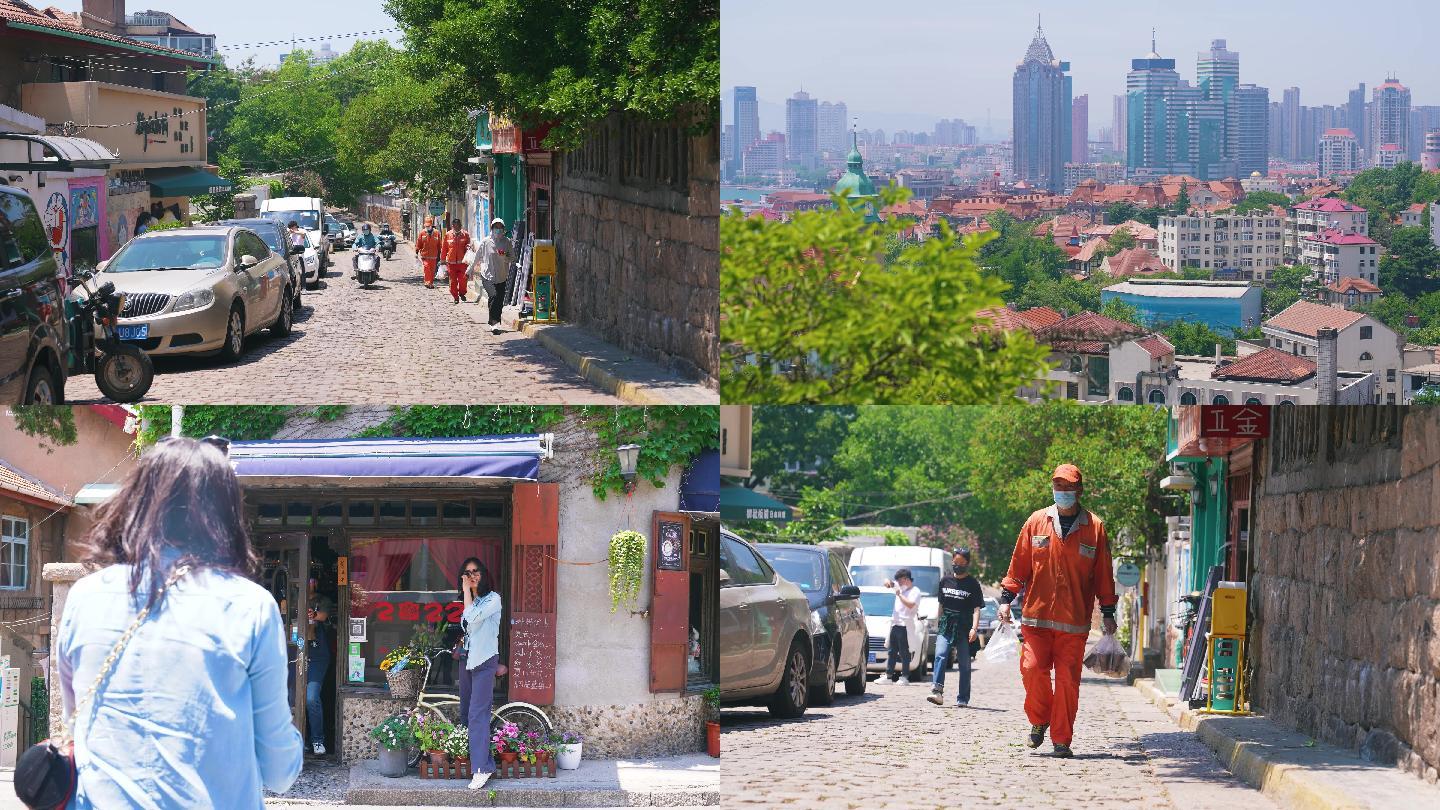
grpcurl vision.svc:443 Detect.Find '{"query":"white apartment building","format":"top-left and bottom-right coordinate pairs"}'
top-left (1260, 300), bottom-right (1405, 403)
top-left (1157, 211), bottom-right (1284, 281)
top-left (1299, 229), bottom-right (1380, 285)
top-left (1317, 128), bottom-right (1360, 176)
top-left (1432, 202), bottom-right (1440, 248)
top-left (1284, 197), bottom-right (1368, 262)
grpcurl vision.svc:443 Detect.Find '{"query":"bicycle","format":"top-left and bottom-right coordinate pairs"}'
top-left (404, 647), bottom-right (553, 767)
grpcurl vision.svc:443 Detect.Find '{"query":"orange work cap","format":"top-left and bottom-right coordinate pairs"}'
top-left (1052, 463), bottom-right (1082, 484)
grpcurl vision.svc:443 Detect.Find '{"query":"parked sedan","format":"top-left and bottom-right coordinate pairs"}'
top-left (720, 528), bottom-right (815, 718)
top-left (95, 226), bottom-right (293, 361)
top-left (215, 218), bottom-right (306, 308)
top-left (325, 217), bottom-right (349, 250)
top-left (753, 543), bottom-right (867, 705)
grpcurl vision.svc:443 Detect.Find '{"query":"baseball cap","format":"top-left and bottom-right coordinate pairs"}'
top-left (1052, 463), bottom-right (1082, 484)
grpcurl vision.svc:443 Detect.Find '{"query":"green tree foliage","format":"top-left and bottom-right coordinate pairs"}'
top-left (385, 0), bottom-right (718, 149)
top-left (749, 406), bottom-right (856, 491)
top-left (1100, 297), bottom-right (1142, 325)
top-left (1414, 387), bottom-right (1440, 404)
top-left (1170, 182), bottom-right (1190, 215)
top-left (10, 406), bottom-right (78, 450)
top-left (1343, 164), bottom-right (1440, 243)
top-left (1101, 227), bottom-right (1137, 256)
top-left (1155, 320), bottom-right (1235, 356)
top-left (882, 529), bottom-right (911, 546)
top-left (1013, 274), bottom-right (1104, 315)
top-left (1357, 290), bottom-right (1440, 345)
top-left (1379, 226), bottom-right (1440, 299)
top-left (1104, 202), bottom-right (1139, 225)
top-left (721, 188), bottom-right (1051, 404)
top-left (1263, 264), bottom-right (1314, 315)
top-left (1229, 190), bottom-right (1291, 214)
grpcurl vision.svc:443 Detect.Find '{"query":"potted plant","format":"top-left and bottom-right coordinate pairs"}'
top-left (368, 713), bottom-right (416, 778)
top-left (702, 685), bottom-right (721, 758)
top-left (415, 717), bottom-right (455, 766)
top-left (379, 644), bottom-right (423, 699)
top-left (608, 530), bottom-right (646, 612)
top-left (554, 730), bottom-right (583, 770)
top-left (443, 725), bottom-right (472, 776)
top-left (491, 721), bottom-right (521, 767)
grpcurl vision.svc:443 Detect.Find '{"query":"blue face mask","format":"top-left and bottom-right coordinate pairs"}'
top-left (1053, 489), bottom-right (1078, 509)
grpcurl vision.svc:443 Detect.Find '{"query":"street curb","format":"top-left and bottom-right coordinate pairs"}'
top-left (1132, 679), bottom-right (1427, 810)
top-left (518, 321), bottom-right (675, 406)
top-left (344, 784), bottom-right (720, 807)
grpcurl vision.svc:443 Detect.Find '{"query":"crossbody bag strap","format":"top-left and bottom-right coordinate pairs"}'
top-left (52, 564), bottom-right (191, 746)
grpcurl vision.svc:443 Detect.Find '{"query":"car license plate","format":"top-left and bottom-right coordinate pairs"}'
top-left (867, 652), bottom-right (877, 664)
top-left (117, 324), bottom-right (149, 341)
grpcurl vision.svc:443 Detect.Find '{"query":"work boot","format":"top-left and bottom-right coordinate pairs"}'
top-left (926, 687), bottom-right (943, 706)
top-left (1026, 724), bottom-right (1048, 748)
top-left (1051, 743), bottom-right (1073, 758)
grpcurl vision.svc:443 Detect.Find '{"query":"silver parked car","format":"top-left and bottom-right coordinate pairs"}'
top-left (719, 528), bottom-right (815, 718)
top-left (95, 226), bottom-right (293, 361)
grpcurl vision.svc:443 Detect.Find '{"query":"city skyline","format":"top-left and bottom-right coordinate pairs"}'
top-left (721, 0), bottom-right (1438, 136)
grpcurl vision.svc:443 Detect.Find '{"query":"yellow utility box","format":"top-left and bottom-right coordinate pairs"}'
top-left (1211, 581), bottom-right (1247, 636)
top-left (530, 240), bottom-right (559, 323)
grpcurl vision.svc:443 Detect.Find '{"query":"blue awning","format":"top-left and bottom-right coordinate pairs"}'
top-left (679, 449), bottom-right (719, 512)
top-left (228, 435), bottom-right (545, 481)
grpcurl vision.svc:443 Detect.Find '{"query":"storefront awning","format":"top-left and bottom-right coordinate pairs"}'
top-left (147, 167), bottom-right (232, 197)
top-left (0, 133), bottom-right (118, 171)
top-left (719, 482), bottom-right (792, 523)
top-left (680, 450), bottom-right (719, 512)
top-left (228, 435), bottom-right (548, 481)
top-left (75, 483), bottom-right (121, 504)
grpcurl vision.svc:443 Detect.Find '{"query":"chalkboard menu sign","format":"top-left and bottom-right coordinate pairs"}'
top-left (508, 613), bottom-right (556, 697)
top-left (657, 521), bottom-right (684, 571)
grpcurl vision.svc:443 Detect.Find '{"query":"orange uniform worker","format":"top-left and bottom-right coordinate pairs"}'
top-left (996, 463), bottom-right (1117, 758)
top-left (441, 222), bottom-right (472, 304)
top-left (414, 216), bottom-right (443, 288)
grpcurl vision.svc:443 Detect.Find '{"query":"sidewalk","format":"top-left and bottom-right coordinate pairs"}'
top-left (1133, 678), bottom-right (1440, 809)
top-left (345, 754), bottom-right (719, 807)
top-left (470, 306), bottom-right (714, 405)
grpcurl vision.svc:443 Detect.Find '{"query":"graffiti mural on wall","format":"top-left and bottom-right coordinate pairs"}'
top-left (42, 191), bottom-right (68, 276)
top-left (71, 186), bottom-right (98, 229)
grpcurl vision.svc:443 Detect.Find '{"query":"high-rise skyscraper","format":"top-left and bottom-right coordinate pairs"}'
top-left (1072, 95), bottom-right (1089, 162)
top-left (1370, 77), bottom-right (1410, 164)
top-left (1197, 39), bottom-right (1240, 168)
top-left (1012, 21), bottom-right (1071, 191)
top-left (1282, 88), bottom-right (1301, 161)
top-left (1235, 84), bottom-right (1270, 176)
top-left (732, 86), bottom-right (760, 177)
top-left (1126, 36), bottom-right (1181, 178)
top-left (1112, 94), bottom-right (1127, 154)
top-left (817, 100), bottom-right (849, 157)
top-left (1319, 128), bottom-right (1360, 176)
top-left (1346, 83), bottom-right (1368, 152)
top-left (785, 91), bottom-right (819, 168)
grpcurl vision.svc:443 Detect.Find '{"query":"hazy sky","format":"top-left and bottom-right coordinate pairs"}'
top-left (117, 1), bottom-right (400, 67)
top-left (721, 0), bottom-right (1437, 137)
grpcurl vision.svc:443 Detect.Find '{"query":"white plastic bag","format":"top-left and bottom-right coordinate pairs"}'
top-left (984, 620), bottom-right (1020, 664)
top-left (1084, 633), bottom-right (1130, 678)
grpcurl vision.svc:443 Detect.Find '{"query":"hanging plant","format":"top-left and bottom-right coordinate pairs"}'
top-left (608, 530), bottom-right (646, 613)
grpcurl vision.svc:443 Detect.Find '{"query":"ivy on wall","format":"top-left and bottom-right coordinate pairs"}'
top-left (10, 406), bottom-right (78, 449)
top-left (134, 405), bottom-right (720, 500)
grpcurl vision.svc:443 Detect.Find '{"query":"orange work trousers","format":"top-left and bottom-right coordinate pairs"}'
top-left (447, 263), bottom-right (469, 300)
top-left (1019, 626), bottom-right (1088, 745)
top-left (422, 258), bottom-right (440, 285)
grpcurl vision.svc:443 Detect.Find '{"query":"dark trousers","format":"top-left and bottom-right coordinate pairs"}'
top-left (305, 645), bottom-right (330, 746)
top-left (886, 625), bottom-right (911, 679)
top-left (483, 277), bottom-right (509, 325)
top-left (466, 655), bottom-right (498, 772)
top-left (457, 653), bottom-right (472, 725)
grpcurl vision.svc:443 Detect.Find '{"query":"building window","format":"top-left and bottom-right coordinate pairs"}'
top-left (1245, 397), bottom-right (1262, 405)
top-left (1118, 386), bottom-right (1134, 402)
top-left (1147, 389), bottom-right (1166, 404)
top-left (1386, 369), bottom-right (1396, 382)
top-left (1, 516), bottom-right (28, 590)
top-left (1086, 355), bottom-right (1110, 397)
top-left (1180, 392), bottom-right (1197, 405)
top-left (1212, 394), bottom-right (1229, 405)
top-left (1359, 352), bottom-right (1373, 361)
top-left (1069, 355), bottom-right (1083, 374)
top-left (1360, 326), bottom-right (1372, 340)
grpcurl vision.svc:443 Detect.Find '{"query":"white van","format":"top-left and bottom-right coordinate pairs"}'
top-left (260, 196), bottom-right (329, 277)
top-left (848, 545), bottom-right (948, 677)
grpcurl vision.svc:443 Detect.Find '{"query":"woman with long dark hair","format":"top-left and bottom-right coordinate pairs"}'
top-left (453, 556), bottom-right (483, 727)
top-left (459, 559), bottom-right (504, 790)
top-left (56, 437), bottom-right (303, 807)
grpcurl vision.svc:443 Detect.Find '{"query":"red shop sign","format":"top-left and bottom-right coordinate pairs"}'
top-left (1199, 405), bottom-right (1271, 439)
top-left (364, 600), bottom-right (465, 625)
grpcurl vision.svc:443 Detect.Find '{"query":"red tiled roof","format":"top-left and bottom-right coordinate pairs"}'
top-left (1135, 334), bottom-right (1175, 359)
top-left (1293, 197), bottom-right (1365, 213)
top-left (1073, 237), bottom-right (1108, 263)
top-left (1322, 128), bottom-right (1356, 138)
top-left (1313, 228), bottom-right (1377, 246)
top-left (1039, 311), bottom-right (1146, 350)
top-left (1211, 348), bottom-right (1316, 383)
top-left (1266, 300), bottom-right (1365, 336)
top-left (975, 305), bottom-right (1063, 334)
top-left (0, 459), bottom-right (73, 509)
top-left (1016, 306), bottom-right (1063, 329)
top-left (1103, 246), bottom-right (1171, 278)
top-left (1326, 277), bottom-right (1382, 294)
top-left (0, 0), bottom-right (208, 61)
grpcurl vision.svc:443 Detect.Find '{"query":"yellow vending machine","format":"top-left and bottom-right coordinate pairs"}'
top-left (530, 240), bottom-right (559, 323)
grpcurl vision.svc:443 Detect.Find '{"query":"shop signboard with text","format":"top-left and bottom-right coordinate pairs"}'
top-left (20, 81), bottom-right (208, 167)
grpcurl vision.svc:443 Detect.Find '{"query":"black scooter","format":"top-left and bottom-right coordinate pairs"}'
top-left (378, 228), bottom-right (397, 261)
top-left (66, 269), bottom-right (154, 402)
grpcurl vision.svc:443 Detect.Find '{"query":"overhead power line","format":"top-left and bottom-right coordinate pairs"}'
top-left (41, 27), bottom-right (400, 63)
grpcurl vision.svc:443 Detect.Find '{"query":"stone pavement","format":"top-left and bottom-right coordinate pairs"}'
top-left (64, 234), bottom-right (621, 404)
top-left (722, 637), bottom-right (1280, 809)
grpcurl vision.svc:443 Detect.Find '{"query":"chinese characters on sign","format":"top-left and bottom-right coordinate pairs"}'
top-left (361, 600), bottom-right (465, 624)
top-left (1199, 405), bottom-right (1271, 439)
top-left (509, 614), bottom-right (556, 696)
top-left (745, 507), bottom-right (788, 520)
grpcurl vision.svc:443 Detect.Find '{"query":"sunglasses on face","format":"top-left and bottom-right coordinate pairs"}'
top-left (464, 569), bottom-right (481, 576)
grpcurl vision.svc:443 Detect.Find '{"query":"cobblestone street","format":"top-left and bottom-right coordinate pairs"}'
top-left (65, 233), bottom-right (621, 404)
top-left (722, 636), bottom-right (1279, 809)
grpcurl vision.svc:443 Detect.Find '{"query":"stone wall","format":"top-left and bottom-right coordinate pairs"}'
top-left (553, 111), bottom-right (719, 386)
top-left (1250, 406), bottom-right (1440, 784)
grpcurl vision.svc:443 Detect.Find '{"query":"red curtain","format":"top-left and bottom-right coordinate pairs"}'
top-left (426, 538), bottom-right (503, 594)
top-left (349, 538), bottom-right (423, 616)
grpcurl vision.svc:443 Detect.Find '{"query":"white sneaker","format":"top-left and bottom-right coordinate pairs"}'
top-left (468, 771), bottom-right (491, 790)
top-left (311, 742), bottom-right (325, 755)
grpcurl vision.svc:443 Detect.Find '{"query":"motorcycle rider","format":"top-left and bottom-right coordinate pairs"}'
top-left (352, 224), bottom-right (379, 279)
top-left (378, 222), bottom-right (397, 258)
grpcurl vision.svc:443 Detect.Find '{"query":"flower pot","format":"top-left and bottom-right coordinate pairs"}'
top-left (557, 743), bottom-right (582, 770)
top-left (377, 746), bottom-right (408, 778)
top-left (706, 720), bottom-right (720, 758)
top-left (385, 668), bottom-right (422, 699)
top-left (536, 750), bottom-right (550, 765)
top-left (500, 750), bottom-right (518, 766)
top-left (426, 750), bottom-right (450, 766)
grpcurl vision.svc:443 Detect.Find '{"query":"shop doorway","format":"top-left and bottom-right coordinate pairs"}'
top-left (258, 533), bottom-right (309, 741)
top-left (309, 533), bottom-right (341, 759)
top-left (688, 518), bottom-right (719, 687)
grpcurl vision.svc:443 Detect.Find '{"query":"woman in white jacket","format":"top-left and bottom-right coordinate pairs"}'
top-left (470, 218), bottom-right (514, 333)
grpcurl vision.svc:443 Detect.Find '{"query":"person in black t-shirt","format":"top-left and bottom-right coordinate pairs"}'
top-left (927, 548), bottom-right (985, 707)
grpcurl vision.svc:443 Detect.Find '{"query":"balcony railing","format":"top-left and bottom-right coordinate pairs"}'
top-left (126, 13), bottom-right (172, 26)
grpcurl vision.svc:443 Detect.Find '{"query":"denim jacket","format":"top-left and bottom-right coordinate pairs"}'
top-left (57, 560), bottom-right (303, 808)
top-left (461, 591), bottom-right (502, 670)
